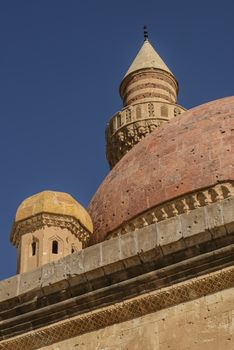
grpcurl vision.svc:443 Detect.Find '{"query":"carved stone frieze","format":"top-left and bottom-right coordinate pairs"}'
top-left (0, 266), bottom-right (233, 350)
top-left (107, 181), bottom-right (234, 239)
top-left (106, 101), bottom-right (185, 168)
top-left (11, 213), bottom-right (90, 248)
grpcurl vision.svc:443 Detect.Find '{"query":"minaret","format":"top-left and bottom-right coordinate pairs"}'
top-left (10, 191), bottom-right (93, 273)
top-left (106, 28), bottom-right (186, 168)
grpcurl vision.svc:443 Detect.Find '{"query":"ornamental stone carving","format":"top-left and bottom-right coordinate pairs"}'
top-left (107, 181), bottom-right (234, 239)
top-left (106, 101), bottom-right (185, 168)
top-left (105, 39), bottom-right (186, 168)
top-left (0, 267), bottom-right (233, 350)
top-left (11, 212), bottom-right (90, 273)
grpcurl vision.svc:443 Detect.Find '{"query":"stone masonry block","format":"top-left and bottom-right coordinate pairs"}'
top-left (205, 202), bottom-right (226, 238)
top-left (161, 239), bottom-right (186, 256)
top-left (120, 231), bottom-right (141, 268)
top-left (41, 261), bottom-right (56, 285)
top-left (136, 224), bottom-right (158, 254)
top-left (180, 207), bottom-right (212, 247)
top-left (41, 261), bottom-right (69, 294)
top-left (63, 250), bottom-right (84, 277)
top-left (221, 197), bottom-right (234, 234)
top-left (19, 267), bottom-right (42, 295)
top-left (120, 231), bottom-right (137, 259)
top-left (101, 236), bottom-right (121, 266)
top-left (156, 216), bottom-right (182, 246)
top-left (0, 274), bottom-right (20, 303)
top-left (135, 224), bottom-right (163, 263)
top-left (101, 239), bottom-right (125, 274)
top-left (83, 244), bottom-right (101, 272)
top-left (85, 267), bottom-right (105, 282)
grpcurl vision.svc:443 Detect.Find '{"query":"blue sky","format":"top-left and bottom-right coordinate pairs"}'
top-left (0, 0), bottom-right (233, 280)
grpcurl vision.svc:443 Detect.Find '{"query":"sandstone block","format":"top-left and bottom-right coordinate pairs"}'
top-left (205, 202), bottom-right (226, 238)
top-left (83, 244), bottom-right (101, 272)
top-left (222, 197), bottom-right (234, 234)
top-left (180, 207), bottom-right (211, 247)
top-left (101, 236), bottom-right (121, 266)
top-left (156, 216), bottom-right (182, 246)
top-left (0, 275), bottom-right (19, 302)
top-left (19, 267), bottom-right (42, 295)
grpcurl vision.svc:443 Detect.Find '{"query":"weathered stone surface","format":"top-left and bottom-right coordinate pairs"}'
top-left (83, 244), bottom-right (101, 272)
top-left (101, 236), bottom-right (121, 266)
top-left (19, 267), bottom-right (42, 295)
top-left (135, 223), bottom-right (157, 253)
top-left (0, 198), bottom-right (233, 344)
top-left (11, 285), bottom-right (234, 350)
top-left (222, 197), bottom-right (234, 234)
top-left (0, 275), bottom-right (19, 303)
top-left (181, 207), bottom-right (212, 247)
top-left (205, 202), bottom-right (226, 238)
top-left (0, 198), bottom-right (233, 305)
top-left (89, 96), bottom-right (234, 244)
top-left (157, 216), bottom-right (182, 245)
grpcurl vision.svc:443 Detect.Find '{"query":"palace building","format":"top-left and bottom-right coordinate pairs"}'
top-left (0, 33), bottom-right (233, 349)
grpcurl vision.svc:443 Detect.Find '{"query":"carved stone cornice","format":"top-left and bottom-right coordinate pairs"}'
top-left (0, 266), bottom-right (233, 350)
top-left (10, 213), bottom-right (91, 248)
top-left (106, 100), bottom-right (186, 168)
top-left (107, 181), bottom-right (234, 239)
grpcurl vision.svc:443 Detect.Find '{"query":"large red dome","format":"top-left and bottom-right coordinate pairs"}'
top-left (88, 96), bottom-right (234, 244)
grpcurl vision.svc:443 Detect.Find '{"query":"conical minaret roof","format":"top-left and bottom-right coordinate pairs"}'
top-left (124, 39), bottom-right (174, 78)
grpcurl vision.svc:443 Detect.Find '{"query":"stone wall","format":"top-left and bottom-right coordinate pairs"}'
top-left (40, 287), bottom-right (234, 350)
top-left (0, 198), bottom-right (233, 349)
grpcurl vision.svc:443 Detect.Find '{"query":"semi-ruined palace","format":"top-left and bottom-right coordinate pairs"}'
top-left (0, 33), bottom-right (233, 350)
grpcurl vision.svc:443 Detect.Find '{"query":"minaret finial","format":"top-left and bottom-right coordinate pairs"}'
top-left (143, 25), bottom-right (148, 41)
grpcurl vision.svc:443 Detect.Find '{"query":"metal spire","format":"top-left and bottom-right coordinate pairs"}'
top-left (143, 25), bottom-right (148, 41)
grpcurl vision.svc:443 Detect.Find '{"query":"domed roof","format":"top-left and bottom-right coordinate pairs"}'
top-left (15, 190), bottom-right (93, 233)
top-left (88, 96), bottom-right (234, 244)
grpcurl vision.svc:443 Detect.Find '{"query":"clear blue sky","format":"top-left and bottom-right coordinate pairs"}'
top-left (0, 0), bottom-right (233, 280)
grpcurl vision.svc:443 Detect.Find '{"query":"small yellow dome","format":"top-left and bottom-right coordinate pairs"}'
top-left (15, 191), bottom-right (93, 233)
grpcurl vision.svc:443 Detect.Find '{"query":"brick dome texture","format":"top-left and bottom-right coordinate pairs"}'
top-left (88, 96), bottom-right (234, 244)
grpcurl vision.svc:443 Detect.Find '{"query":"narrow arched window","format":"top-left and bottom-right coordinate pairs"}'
top-left (52, 240), bottom-right (58, 254)
top-left (32, 242), bottom-right (36, 256)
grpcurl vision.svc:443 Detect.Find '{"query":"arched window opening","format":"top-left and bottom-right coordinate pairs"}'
top-left (52, 240), bottom-right (58, 254)
top-left (32, 242), bottom-right (36, 256)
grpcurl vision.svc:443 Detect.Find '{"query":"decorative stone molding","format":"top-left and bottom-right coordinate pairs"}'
top-left (120, 70), bottom-right (178, 106)
top-left (107, 181), bottom-right (234, 239)
top-left (123, 81), bottom-right (177, 102)
top-left (11, 213), bottom-right (91, 248)
top-left (0, 266), bottom-right (233, 350)
top-left (106, 101), bottom-right (185, 168)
